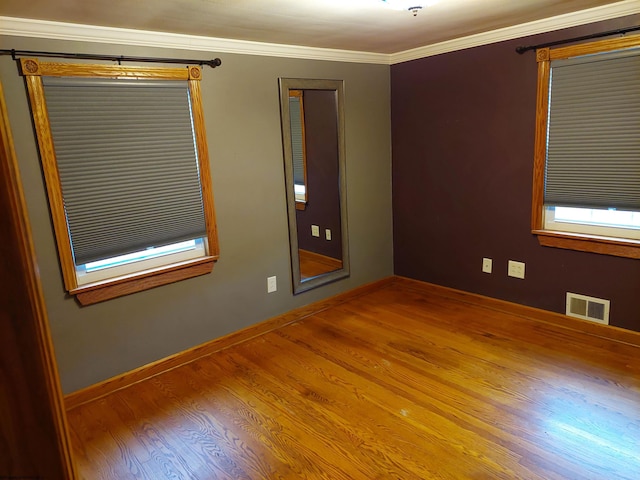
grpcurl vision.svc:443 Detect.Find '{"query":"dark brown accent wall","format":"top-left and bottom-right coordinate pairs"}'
top-left (296, 90), bottom-right (342, 259)
top-left (392, 15), bottom-right (640, 333)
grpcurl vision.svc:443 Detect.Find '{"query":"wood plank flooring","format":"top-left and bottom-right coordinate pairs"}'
top-left (66, 280), bottom-right (640, 479)
top-left (299, 249), bottom-right (342, 280)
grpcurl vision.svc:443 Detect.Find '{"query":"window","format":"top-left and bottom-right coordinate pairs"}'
top-left (21, 58), bottom-right (219, 305)
top-left (289, 90), bottom-right (308, 210)
top-left (544, 207), bottom-right (640, 241)
top-left (531, 36), bottom-right (640, 259)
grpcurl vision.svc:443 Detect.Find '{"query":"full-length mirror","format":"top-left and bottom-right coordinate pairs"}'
top-left (279, 78), bottom-right (349, 294)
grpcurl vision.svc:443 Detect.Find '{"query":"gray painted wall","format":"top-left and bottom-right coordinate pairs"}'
top-left (0, 36), bottom-right (393, 393)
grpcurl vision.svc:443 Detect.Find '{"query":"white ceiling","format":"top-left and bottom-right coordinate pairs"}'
top-left (0, 0), bottom-right (636, 55)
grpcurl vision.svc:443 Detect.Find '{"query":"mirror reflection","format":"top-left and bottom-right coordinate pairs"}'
top-left (279, 78), bottom-right (349, 294)
top-left (288, 90), bottom-right (308, 208)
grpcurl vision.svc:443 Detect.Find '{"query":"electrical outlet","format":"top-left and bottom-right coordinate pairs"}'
top-left (311, 225), bottom-right (320, 237)
top-left (325, 229), bottom-right (331, 241)
top-left (507, 260), bottom-right (525, 279)
top-left (482, 258), bottom-right (492, 274)
top-left (267, 276), bottom-right (277, 293)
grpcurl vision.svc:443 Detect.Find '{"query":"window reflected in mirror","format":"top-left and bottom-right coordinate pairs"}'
top-left (279, 78), bottom-right (349, 294)
top-left (289, 90), bottom-right (308, 210)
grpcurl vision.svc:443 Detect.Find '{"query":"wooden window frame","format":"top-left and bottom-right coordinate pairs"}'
top-left (531, 36), bottom-right (640, 259)
top-left (289, 89), bottom-right (308, 211)
top-left (20, 58), bottom-right (220, 305)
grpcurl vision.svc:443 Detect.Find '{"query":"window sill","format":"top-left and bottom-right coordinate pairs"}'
top-left (70, 256), bottom-right (217, 305)
top-left (533, 230), bottom-right (640, 259)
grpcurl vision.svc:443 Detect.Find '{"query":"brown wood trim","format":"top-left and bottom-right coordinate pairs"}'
top-left (289, 89), bottom-right (308, 204)
top-left (66, 273), bottom-right (640, 411)
top-left (72, 256), bottom-right (217, 293)
top-left (298, 90), bottom-right (308, 204)
top-left (549, 33), bottom-right (640, 61)
top-left (20, 57), bottom-right (190, 80)
top-left (23, 71), bottom-right (78, 291)
top-left (394, 276), bottom-right (640, 348)
top-left (73, 258), bottom-right (216, 305)
top-left (534, 230), bottom-right (640, 259)
top-left (189, 76), bottom-right (220, 258)
top-left (530, 35), bottom-right (640, 255)
top-left (530, 48), bottom-right (550, 231)
top-left (21, 58), bottom-right (219, 304)
top-left (0, 80), bottom-right (78, 478)
top-left (65, 276), bottom-right (395, 410)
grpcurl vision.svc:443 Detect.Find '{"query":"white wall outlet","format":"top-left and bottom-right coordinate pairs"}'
top-left (311, 225), bottom-right (320, 237)
top-left (325, 228), bottom-right (332, 241)
top-left (507, 260), bottom-right (525, 279)
top-left (267, 276), bottom-right (277, 293)
top-left (482, 258), bottom-right (492, 274)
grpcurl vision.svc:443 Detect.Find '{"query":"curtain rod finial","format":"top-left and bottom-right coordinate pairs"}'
top-left (205, 58), bottom-right (222, 68)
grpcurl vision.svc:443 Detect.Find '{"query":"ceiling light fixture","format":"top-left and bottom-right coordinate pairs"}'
top-left (381, 0), bottom-right (438, 16)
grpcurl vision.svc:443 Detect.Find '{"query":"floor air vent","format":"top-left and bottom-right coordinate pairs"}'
top-left (566, 292), bottom-right (610, 325)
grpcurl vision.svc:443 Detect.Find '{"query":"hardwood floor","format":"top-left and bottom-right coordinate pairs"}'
top-left (299, 249), bottom-right (342, 280)
top-left (67, 279), bottom-right (640, 479)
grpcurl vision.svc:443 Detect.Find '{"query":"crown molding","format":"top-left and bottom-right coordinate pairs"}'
top-left (1, 0), bottom-right (638, 66)
top-left (390, 0), bottom-right (640, 64)
top-left (0, 16), bottom-right (391, 65)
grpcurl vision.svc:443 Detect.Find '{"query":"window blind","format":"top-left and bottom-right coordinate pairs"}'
top-left (43, 77), bottom-right (206, 265)
top-left (545, 49), bottom-right (640, 211)
top-left (289, 95), bottom-right (305, 186)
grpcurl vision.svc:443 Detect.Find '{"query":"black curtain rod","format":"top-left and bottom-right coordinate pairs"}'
top-left (515, 25), bottom-right (640, 54)
top-left (0, 49), bottom-right (222, 68)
